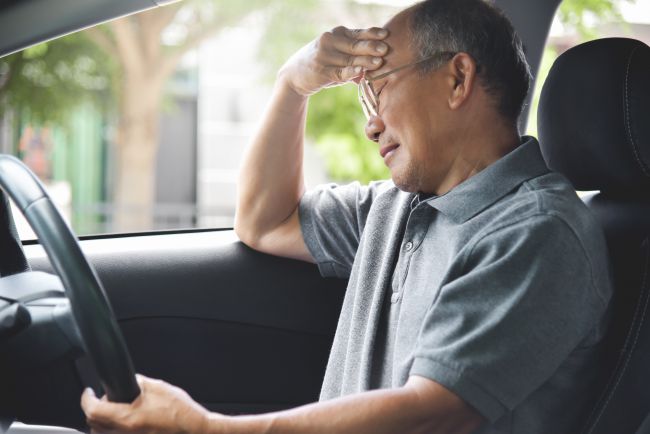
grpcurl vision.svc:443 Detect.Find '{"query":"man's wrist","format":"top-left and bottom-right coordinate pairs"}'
top-left (276, 67), bottom-right (312, 100)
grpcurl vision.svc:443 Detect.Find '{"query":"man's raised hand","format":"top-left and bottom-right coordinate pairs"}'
top-left (278, 26), bottom-right (389, 97)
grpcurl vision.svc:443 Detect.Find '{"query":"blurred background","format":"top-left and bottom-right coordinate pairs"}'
top-left (0, 0), bottom-right (646, 238)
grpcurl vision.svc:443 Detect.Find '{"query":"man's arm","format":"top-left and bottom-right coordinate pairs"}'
top-left (81, 375), bottom-right (485, 434)
top-left (234, 26), bottom-right (388, 262)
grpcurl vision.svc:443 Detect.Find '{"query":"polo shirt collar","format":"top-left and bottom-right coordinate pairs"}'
top-left (423, 136), bottom-right (550, 223)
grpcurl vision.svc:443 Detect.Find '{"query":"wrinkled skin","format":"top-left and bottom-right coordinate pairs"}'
top-left (81, 375), bottom-right (212, 434)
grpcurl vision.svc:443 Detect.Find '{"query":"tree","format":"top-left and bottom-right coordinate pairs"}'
top-left (82, 0), bottom-right (271, 230)
top-left (558, 0), bottom-right (634, 37)
top-left (0, 34), bottom-right (114, 128)
top-left (1, 0), bottom-right (273, 231)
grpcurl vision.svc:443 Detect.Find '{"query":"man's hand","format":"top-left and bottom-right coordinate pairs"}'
top-left (81, 374), bottom-right (483, 434)
top-left (278, 26), bottom-right (389, 97)
top-left (81, 374), bottom-right (212, 434)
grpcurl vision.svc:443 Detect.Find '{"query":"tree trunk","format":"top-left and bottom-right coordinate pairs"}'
top-left (112, 74), bottom-right (163, 232)
top-left (101, 5), bottom-right (233, 232)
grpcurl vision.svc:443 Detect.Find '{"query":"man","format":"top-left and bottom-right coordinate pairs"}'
top-left (82, 0), bottom-right (612, 433)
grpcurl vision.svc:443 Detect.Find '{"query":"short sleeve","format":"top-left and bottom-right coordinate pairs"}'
top-left (299, 181), bottom-right (383, 278)
top-left (409, 215), bottom-right (610, 422)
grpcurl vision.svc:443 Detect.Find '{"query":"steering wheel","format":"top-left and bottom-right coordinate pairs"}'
top-left (0, 155), bottom-right (140, 403)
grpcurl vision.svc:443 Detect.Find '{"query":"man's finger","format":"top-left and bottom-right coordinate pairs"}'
top-left (318, 31), bottom-right (388, 59)
top-left (81, 388), bottom-right (130, 426)
top-left (334, 26), bottom-right (388, 41)
top-left (319, 51), bottom-right (384, 71)
top-left (328, 27), bottom-right (389, 56)
top-left (81, 387), bottom-right (99, 413)
top-left (328, 65), bottom-right (364, 83)
top-left (343, 38), bottom-right (388, 58)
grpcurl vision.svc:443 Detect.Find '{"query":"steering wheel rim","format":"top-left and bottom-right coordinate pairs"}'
top-left (0, 155), bottom-right (140, 403)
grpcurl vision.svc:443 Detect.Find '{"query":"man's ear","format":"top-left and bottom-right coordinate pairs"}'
top-left (447, 53), bottom-right (478, 111)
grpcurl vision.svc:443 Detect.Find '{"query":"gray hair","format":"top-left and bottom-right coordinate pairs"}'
top-left (409, 0), bottom-right (532, 124)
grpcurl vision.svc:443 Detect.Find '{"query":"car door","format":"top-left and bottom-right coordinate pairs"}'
top-left (7, 230), bottom-right (346, 428)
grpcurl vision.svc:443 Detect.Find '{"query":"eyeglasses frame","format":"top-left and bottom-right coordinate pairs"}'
top-left (358, 51), bottom-right (460, 119)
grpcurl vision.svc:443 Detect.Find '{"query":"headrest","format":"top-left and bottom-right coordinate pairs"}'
top-left (538, 38), bottom-right (650, 194)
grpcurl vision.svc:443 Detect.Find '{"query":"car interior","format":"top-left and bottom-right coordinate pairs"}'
top-left (0, 0), bottom-right (648, 433)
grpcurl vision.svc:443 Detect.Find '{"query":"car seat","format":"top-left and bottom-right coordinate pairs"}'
top-left (537, 37), bottom-right (650, 434)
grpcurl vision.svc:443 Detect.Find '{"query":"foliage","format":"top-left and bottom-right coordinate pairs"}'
top-left (526, 0), bottom-right (637, 136)
top-left (558, 0), bottom-right (633, 37)
top-left (257, 0), bottom-right (322, 79)
top-left (0, 0), bottom-right (280, 128)
top-left (308, 86), bottom-right (389, 183)
top-left (0, 33), bottom-right (116, 126)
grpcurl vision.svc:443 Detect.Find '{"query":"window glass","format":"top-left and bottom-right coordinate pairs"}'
top-left (0, 1), bottom-right (402, 239)
top-left (0, 0), bottom-right (645, 239)
top-left (525, 0), bottom-right (649, 136)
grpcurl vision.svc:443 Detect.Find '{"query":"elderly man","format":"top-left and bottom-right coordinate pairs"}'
top-left (81, 0), bottom-right (612, 433)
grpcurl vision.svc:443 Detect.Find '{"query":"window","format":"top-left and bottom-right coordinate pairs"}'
top-left (0, 2), bottom-right (401, 239)
top-left (0, 0), bottom-right (646, 240)
top-left (526, 1), bottom-right (650, 136)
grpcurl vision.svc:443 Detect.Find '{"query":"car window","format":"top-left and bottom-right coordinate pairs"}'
top-left (0, 0), bottom-right (645, 240)
top-left (525, 0), bottom-right (649, 137)
top-left (0, 2), bottom-right (402, 240)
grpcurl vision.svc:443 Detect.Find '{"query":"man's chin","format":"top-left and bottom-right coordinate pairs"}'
top-left (390, 172), bottom-right (418, 193)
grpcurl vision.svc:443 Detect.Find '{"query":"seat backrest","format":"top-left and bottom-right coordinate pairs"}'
top-left (537, 37), bottom-right (650, 434)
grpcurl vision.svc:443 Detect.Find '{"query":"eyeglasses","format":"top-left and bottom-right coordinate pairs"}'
top-left (358, 51), bottom-right (457, 119)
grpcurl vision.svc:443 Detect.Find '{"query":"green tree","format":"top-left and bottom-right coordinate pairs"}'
top-left (0, 34), bottom-right (115, 129)
top-left (81, 0), bottom-right (274, 230)
top-left (1, 0), bottom-right (273, 231)
top-left (558, 0), bottom-right (633, 37)
top-left (527, 0), bottom-right (637, 137)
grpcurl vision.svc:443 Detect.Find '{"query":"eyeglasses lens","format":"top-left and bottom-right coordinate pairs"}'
top-left (359, 79), bottom-right (378, 119)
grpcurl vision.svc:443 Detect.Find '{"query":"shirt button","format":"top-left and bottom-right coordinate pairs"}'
top-left (404, 241), bottom-right (413, 251)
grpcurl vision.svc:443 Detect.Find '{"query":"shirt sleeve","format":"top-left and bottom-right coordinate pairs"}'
top-left (298, 181), bottom-right (383, 279)
top-left (409, 214), bottom-right (611, 422)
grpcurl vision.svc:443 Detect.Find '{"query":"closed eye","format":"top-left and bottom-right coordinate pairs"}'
top-left (375, 81), bottom-right (388, 109)
top-left (375, 79), bottom-right (388, 96)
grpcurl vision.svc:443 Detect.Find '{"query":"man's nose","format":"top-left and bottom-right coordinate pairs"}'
top-left (364, 115), bottom-right (385, 142)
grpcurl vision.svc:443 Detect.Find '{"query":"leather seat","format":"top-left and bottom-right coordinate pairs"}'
top-left (537, 37), bottom-right (650, 434)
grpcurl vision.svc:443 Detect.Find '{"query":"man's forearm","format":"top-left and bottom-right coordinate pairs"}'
top-left (235, 78), bottom-right (308, 244)
top-left (204, 384), bottom-right (481, 434)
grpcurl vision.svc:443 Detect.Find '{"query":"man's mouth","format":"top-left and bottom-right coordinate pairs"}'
top-left (380, 143), bottom-right (400, 159)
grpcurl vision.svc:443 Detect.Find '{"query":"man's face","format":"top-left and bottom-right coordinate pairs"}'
top-left (364, 10), bottom-right (458, 194)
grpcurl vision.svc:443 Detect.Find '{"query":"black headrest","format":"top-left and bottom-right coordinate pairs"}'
top-left (538, 38), bottom-right (650, 195)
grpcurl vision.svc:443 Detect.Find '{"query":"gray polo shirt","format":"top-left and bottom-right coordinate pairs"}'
top-left (299, 137), bottom-right (612, 434)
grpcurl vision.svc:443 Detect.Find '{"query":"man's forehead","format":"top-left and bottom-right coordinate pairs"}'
top-left (376, 9), bottom-right (414, 73)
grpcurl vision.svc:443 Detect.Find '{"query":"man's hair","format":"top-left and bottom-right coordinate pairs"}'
top-left (409, 0), bottom-right (532, 125)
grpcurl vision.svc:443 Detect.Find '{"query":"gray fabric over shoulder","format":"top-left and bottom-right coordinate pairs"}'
top-left (410, 214), bottom-right (607, 423)
top-left (297, 137), bottom-right (613, 434)
top-left (299, 181), bottom-right (392, 279)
